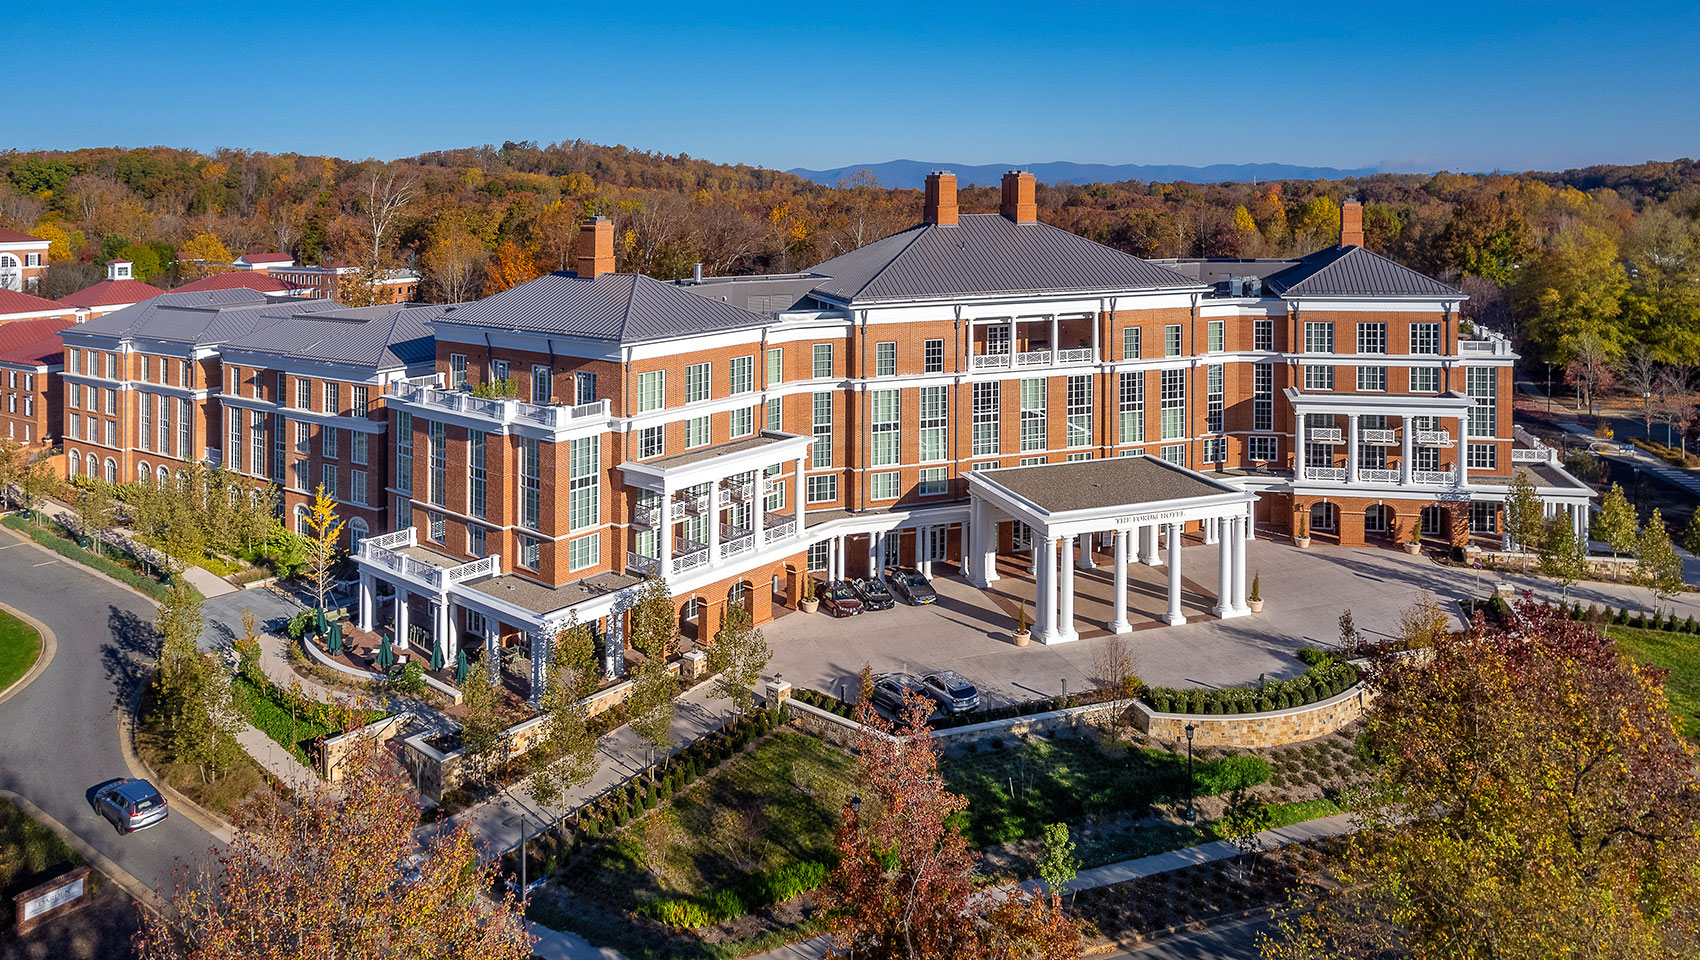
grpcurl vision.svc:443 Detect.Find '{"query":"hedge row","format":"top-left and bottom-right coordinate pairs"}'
top-left (791, 685), bottom-right (1120, 728)
top-left (0, 511), bottom-right (192, 603)
top-left (1559, 600), bottom-right (1698, 634)
top-left (1144, 659), bottom-right (1359, 716)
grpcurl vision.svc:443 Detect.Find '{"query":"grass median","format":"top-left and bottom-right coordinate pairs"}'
top-left (0, 608), bottom-right (43, 693)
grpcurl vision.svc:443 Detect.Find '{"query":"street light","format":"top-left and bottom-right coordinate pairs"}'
top-left (1545, 361), bottom-right (1554, 416)
top-left (1184, 723), bottom-right (1196, 823)
top-left (503, 814), bottom-right (531, 895)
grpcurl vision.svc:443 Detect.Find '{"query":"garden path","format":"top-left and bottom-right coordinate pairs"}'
top-left (30, 496), bottom-right (237, 597)
top-left (234, 721), bottom-right (318, 792)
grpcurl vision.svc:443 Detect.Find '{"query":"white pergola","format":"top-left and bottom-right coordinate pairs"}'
top-left (966, 457), bottom-right (1258, 643)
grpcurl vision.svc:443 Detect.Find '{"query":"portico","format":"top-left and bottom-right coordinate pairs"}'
top-left (966, 457), bottom-right (1258, 643)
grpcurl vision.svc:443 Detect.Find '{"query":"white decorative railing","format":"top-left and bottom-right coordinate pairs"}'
top-left (1016, 350), bottom-right (1052, 367)
top-left (634, 504), bottom-right (661, 527)
top-left (1459, 338), bottom-right (1511, 356)
top-left (1309, 428), bottom-right (1344, 443)
top-left (971, 353), bottom-right (1012, 371)
top-left (764, 518), bottom-right (797, 543)
top-left (1413, 468), bottom-right (1457, 485)
top-left (1415, 430), bottom-right (1454, 447)
top-left (443, 555), bottom-right (499, 585)
top-left (719, 534), bottom-right (755, 559)
top-left (1308, 467), bottom-right (1348, 480)
top-left (725, 478), bottom-right (753, 500)
top-left (669, 499), bottom-right (687, 520)
top-left (1056, 347), bottom-right (1096, 364)
top-left (683, 492), bottom-right (709, 515)
top-left (672, 549), bottom-right (710, 575)
top-left (627, 552), bottom-right (660, 575)
top-left (389, 382), bottom-right (611, 429)
top-left (1359, 468), bottom-right (1401, 483)
top-left (1361, 429), bottom-right (1397, 445)
top-left (367, 528), bottom-right (416, 551)
top-left (716, 486), bottom-right (732, 507)
top-left (1511, 449), bottom-right (1550, 464)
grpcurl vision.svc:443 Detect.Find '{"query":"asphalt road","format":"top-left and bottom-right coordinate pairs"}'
top-left (0, 524), bottom-right (217, 904)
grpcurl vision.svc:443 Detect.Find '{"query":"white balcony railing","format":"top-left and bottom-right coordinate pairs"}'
top-left (627, 552), bottom-right (660, 575)
top-left (1415, 431), bottom-right (1454, 447)
top-left (1056, 347), bottom-right (1096, 364)
top-left (357, 532), bottom-right (497, 591)
top-left (1361, 429), bottom-right (1397, 446)
top-left (719, 534), bottom-right (755, 559)
top-left (389, 381), bottom-right (611, 430)
top-left (670, 499), bottom-right (687, 520)
top-left (1359, 468), bottom-right (1401, 483)
top-left (672, 549), bottom-right (710, 575)
top-left (1308, 467), bottom-right (1348, 480)
top-left (764, 518), bottom-right (797, 543)
top-left (971, 353), bottom-right (1012, 371)
top-left (1413, 468), bottom-right (1457, 485)
top-left (633, 504), bottom-right (661, 528)
top-left (1016, 349), bottom-right (1052, 367)
top-left (1309, 428), bottom-right (1344, 443)
top-left (367, 528), bottom-right (416, 551)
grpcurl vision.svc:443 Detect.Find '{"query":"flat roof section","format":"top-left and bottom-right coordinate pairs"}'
top-left (463, 571), bottom-right (645, 617)
top-left (977, 456), bottom-right (1242, 516)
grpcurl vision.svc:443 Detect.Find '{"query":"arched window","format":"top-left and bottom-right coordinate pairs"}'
top-left (349, 518), bottom-right (370, 551)
top-left (0, 254), bottom-right (19, 292)
top-left (104, 458), bottom-right (117, 483)
top-left (137, 461), bottom-right (150, 484)
top-left (1364, 504), bottom-right (1392, 534)
top-left (293, 504), bottom-right (309, 536)
top-left (157, 466), bottom-right (169, 488)
top-left (86, 454), bottom-right (97, 478)
top-left (68, 449), bottom-right (79, 477)
top-left (727, 581), bottom-right (748, 612)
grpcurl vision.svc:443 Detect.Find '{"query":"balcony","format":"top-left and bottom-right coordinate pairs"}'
top-left (972, 352), bottom-right (1012, 371)
top-left (1415, 431), bottom-right (1454, 447)
top-left (1016, 349), bottom-right (1053, 367)
top-left (389, 381), bottom-right (611, 430)
top-left (719, 533), bottom-right (756, 559)
top-left (1361, 429), bottom-right (1397, 446)
top-left (627, 552), bottom-right (660, 576)
top-left (1056, 347), bottom-right (1096, 364)
top-left (1309, 428), bottom-right (1344, 443)
top-left (633, 503), bottom-right (663, 528)
top-left (672, 549), bottom-right (711, 575)
top-left (1359, 468), bottom-right (1401, 483)
top-left (1308, 467), bottom-right (1347, 480)
top-left (357, 531), bottom-right (499, 591)
top-left (1413, 468), bottom-right (1457, 485)
top-left (764, 517), bottom-right (797, 543)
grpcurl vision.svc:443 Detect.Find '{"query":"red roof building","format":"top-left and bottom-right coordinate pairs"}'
top-left (0, 316), bottom-right (71, 451)
top-left (0, 288), bottom-right (75, 324)
top-left (56, 261), bottom-right (165, 320)
top-left (0, 228), bottom-right (50, 296)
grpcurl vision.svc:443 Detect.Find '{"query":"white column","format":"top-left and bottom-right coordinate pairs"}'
top-left (839, 536), bottom-right (850, 580)
top-left (1077, 532), bottom-right (1097, 569)
top-left (660, 483), bottom-right (675, 574)
top-left (1294, 411), bottom-right (1306, 481)
top-left (752, 474), bottom-right (766, 543)
top-left (1029, 537), bottom-right (1039, 575)
top-left (1139, 524), bottom-right (1161, 565)
top-left (793, 458), bottom-right (806, 532)
top-left (1400, 417), bottom-right (1414, 486)
top-left (358, 573), bottom-right (375, 632)
top-left (918, 526), bottom-right (932, 579)
top-left (868, 532), bottom-right (880, 581)
top-left (1455, 415), bottom-right (1470, 489)
top-left (1037, 536), bottom-right (1059, 641)
top-left (1164, 522), bottom-right (1185, 626)
top-left (1204, 517), bottom-right (1219, 545)
top-left (1346, 414), bottom-right (1360, 484)
top-left (707, 483), bottom-right (721, 560)
top-left (394, 588), bottom-right (410, 649)
top-left (528, 628), bottom-right (549, 705)
top-left (485, 619), bottom-right (501, 687)
top-left (434, 599), bottom-right (451, 663)
top-left (1109, 529), bottom-right (1131, 634)
top-left (969, 499), bottom-right (998, 587)
top-left (1057, 535), bottom-right (1078, 642)
top-left (1049, 314), bottom-right (1059, 360)
top-left (1231, 516), bottom-right (1249, 614)
top-left (1214, 518), bottom-right (1234, 616)
top-left (1245, 503), bottom-right (1257, 541)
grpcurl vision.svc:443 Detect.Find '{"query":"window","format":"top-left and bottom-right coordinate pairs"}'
top-left (68, 350), bottom-right (79, 375)
top-left (919, 386), bottom-right (947, 462)
top-left (1254, 317), bottom-right (1274, 351)
top-left (69, 414), bottom-right (80, 441)
top-left (429, 512), bottom-right (446, 543)
top-left (322, 463), bottom-right (338, 497)
top-left (352, 385), bottom-right (368, 414)
top-left (636, 371), bottom-right (664, 412)
top-left (351, 430), bottom-right (367, 465)
top-left (1467, 367), bottom-right (1497, 437)
top-left (766, 347), bottom-right (783, 384)
top-left (140, 356), bottom-right (150, 382)
top-left (808, 542), bottom-right (829, 571)
top-left (296, 378), bottom-right (310, 409)
top-left (1357, 322), bottom-right (1387, 354)
top-left (1019, 379), bottom-right (1047, 451)
top-left (324, 381), bottom-right (340, 415)
top-left (519, 437), bottom-right (540, 530)
top-left (103, 388), bottom-right (114, 415)
top-left (730, 406), bottom-right (754, 437)
top-left (1066, 375), bottom-right (1092, 447)
top-left (875, 342), bottom-right (896, 377)
top-left (468, 432), bottom-right (486, 518)
top-left (1470, 501), bottom-right (1498, 534)
top-left (530, 361), bottom-right (550, 402)
top-left (1304, 322), bottom-right (1334, 354)
top-left (924, 339), bottom-right (944, 373)
top-left (1119, 371), bottom-right (1144, 443)
top-left (907, 466), bottom-right (942, 496)
top-left (178, 398), bottom-right (190, 459)
top-left (1253, 364), bottom-right (1274, 431)
top-left (1160, 369), bottom-right (1187, 440)
top-left (520, 535), bottom-right (540, 569)
top-left (139, 393), bottom-right (153, 452)
top-left (870, 390), bottom-right (900, 466)
top-left (574, 371), bottom-right (596, 405)
top-left (1122, 327), bottom-right (1141, 360)
top-left (1304, 365), bottom-right (1335, 391)
top-left (1202, 437), bottom-right (1225, 465)
top-left (685, 363), bottom-right (709, 403)
top-left (569, 436), bottom-right (598, 531)
top-left (1160, 444), bottom-right (1186, 466)
top-left (428, 420), bottom-right (446, 507)
top-left (1410, 366), bottom-right (1442, 392)
top-left (323, 426), bottom-right (339, 459)
top-left (491, 359), bottom-right (509, 383)
top-left (764, 467), bottom-right (785, 512)
top-left (811, 393), bottom-right (833, 466)
top-left (972, 381), bottom-right (1000, 456)
top-left (812, 343), bottom-right (834, 378)
top-left (1410, 323), bottom-right (1442, 355)
top-left (158, 395), bottom-right (171, 456)
top-left (729, 355), bottom-right (754, 395)
top-left (984, 325), bottom-right (1010, 358)
top-left (395, 413), bottom-right (412, 494)
top-left (806, 474), bottom-right (837, 503)
top-left (291, 458), bottom-right (308, 491)
top-left (1468, 443), bottom-right (1498, 469)
top-left (638, 426), bottom-right (664, 459)
top-left (247, 412), bottom-right (266, 475)
top-left (449, 354), bottom-right (468, 387)
top-left (273, 371), bottom-right (283, 401)
top-left (686, 416), bottom-right (710, 447)
top-left (1205, 365), bottom-right (1224, 433)
top-left (104, 353), bottom-right (115, 379)
top-left (1207, 320), bottom-right (1225, 353)
top-left (568, 534), bottom-right (599, 571)
top-left (1310, 502), bottom-right (1338, 532)
top-left (1248, 436), bottom-right (1277, 462)
top-left (870, 471), bottom-right (901, 500)
top-left (69, 383), bottom-right (79, 409)
top-left (765, 396), bottom-right (781, 431)
top-left (1164, 324), bottom-right (1182, 357)
top-left (1357, 366), bottom-right (1387, 392)
top-left (351, 469), bottom-right (367, 506)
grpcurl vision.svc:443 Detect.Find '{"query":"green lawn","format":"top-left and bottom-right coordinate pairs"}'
top-left (1610, 625), bottom-right (1700, 737)
top-left (0, 609), bottom-right (43, 694)
top-left (0, 797), bottom-right (83, 899)
top-left (231, 675), bottom-right (386, 767)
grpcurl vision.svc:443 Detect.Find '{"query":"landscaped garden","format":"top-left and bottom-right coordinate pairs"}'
top-left (230, 673), bottom-right (388, 767)
top-left (1610, 624), bottom-right (1700, 737)
top-left (0, 608), bottom-right (43, 693)
top-left (1, 510), bottom-right (195, 603)
top-left (134, 686), bottom-right (274, 818)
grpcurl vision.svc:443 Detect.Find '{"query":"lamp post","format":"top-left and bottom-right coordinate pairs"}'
top-left (1184, 723), bottom-right (1196, 823)
top-left (1545, 361), bottom-right (1554, 416)
top-left (1644, 391), bottom-right (1653, 438)
top-left (504, 814), bottom-right (531, 895)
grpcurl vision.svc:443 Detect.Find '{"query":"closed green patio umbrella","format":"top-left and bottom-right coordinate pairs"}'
top-left (429, 634), bottom-right (445, 672)
top-left (375, 634), bottom-right (395, 670)
top-left (454, 649), bottom-right (469, 684)
top-left (326, 620), bottom-right (342, 655)
top-left (315, 607), bottom-right (328, 635)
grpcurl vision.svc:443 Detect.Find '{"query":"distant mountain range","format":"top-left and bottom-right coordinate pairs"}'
top-left (787, 159), bottom-right (1381, 189)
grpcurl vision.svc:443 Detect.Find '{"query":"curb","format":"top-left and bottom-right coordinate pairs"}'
top-left (0, 600), bottom-right (55, 706)
top-left (0, 522), bottom-right (165, 611)
top-left (119, 675), bottom-right (236, 845)
top-left (0, 788), bottom-right (166, 919)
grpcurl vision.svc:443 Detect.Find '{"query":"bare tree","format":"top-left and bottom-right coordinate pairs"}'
top-left (1564, 330), bottom-right (1615, 418)
top-left (1620, 344), bottom-right (1661, 435)
top-left (339, 166), bottom-right (416, 305)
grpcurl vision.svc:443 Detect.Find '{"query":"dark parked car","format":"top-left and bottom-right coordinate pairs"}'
top-left (851, 577), bottom-right (895, 611)
top-left (921, 670), bottom-right (981, 714)
top-left (869, 672), bottom-right (930, 714)
top-left (887, 568), bottom-right (937, 605)
top-left (819, 580), bottom-right (865, 618)
top-left (92, 778), bottom-right (168, 834)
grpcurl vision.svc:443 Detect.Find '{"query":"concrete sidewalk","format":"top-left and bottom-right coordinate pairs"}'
top-left (30, 497), bottom-right (237, 597)
top-left (234, 723), bottom-right (319, 792)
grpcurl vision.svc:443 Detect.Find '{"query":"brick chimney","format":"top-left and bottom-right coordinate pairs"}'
top-left (923, 171), bottom-right (958, 226)
top-left (1000, 170), bottom-right (1037, 223)
top-left (576, 216), bottom-right (615, 278)
top-left (1340, 200), bottom-right (1364, 248)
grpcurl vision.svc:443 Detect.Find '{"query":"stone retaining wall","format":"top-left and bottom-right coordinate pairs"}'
top-left (1132, 684), bottom-right (1373, 749)
top-left (318, 712), bottom-right (416, 782)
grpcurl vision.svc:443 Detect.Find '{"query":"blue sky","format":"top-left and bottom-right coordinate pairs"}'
top-left (10, 0), bottom-right (1696, 173)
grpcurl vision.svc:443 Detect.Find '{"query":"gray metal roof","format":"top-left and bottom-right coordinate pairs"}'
top-left (977, 455), bottom-right (1240, 514)
top-left (66, 289), bottom-right (351, 347)
top-left (805, 214), bottom-right (1201, 304)
top-left (1264, 245), bottom-right (1463, 299)
top-left (220, 303), bottom-right (440, 370)
top-left (435, 272), bottom-right (769, 343)
top-left (674, 274), bottom-right (825, 316)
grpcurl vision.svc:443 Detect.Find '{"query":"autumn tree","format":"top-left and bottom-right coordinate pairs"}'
top-left (177, 231), bottom-right (232, 275)
top-left (150, 581), bottom-right (240, 783)
top-left (1594, 482), bottom-right (1639, 575)
top-left (1515, 222), bottom-right (1631, 364)
top-left (420, 207), bottom-right (487, 303)
top-left (135, 740), bottom-right (533, 960)
top-left (336, 166), bottom-right (415, 307)
top-left (78, 480), bottom-right (119, 556)
top-left (302, 484), bottom-right (345, 612)
top-left (528, 615), bottom-right (601, 824)
top-left (1391, 591), bottom-right (1450, 650)
top-left (820, 693), bottom-right (1080, 960)
top-left (1260, 601), bottom-right (1700, 960)
top-left (1563, 329), bottom-right (1616, 417)
top-left (458, 663), bottom-right (506, 788)
top-left (707, 602), bottom-right (771, 712)
top-left (1502, 471), bottom-right (1545, 552)
top-left (626, 573), bottom-right (678, 755)
top-left (1538, 516), bottom-right (1587, 601)
top-left (1636, 508), bottom-right (1685, 613)
top-left (482, 240), bottom-right (542, 296)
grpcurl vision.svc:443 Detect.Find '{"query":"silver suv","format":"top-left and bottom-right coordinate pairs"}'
top-left (921, 670), bottom-right (981, 714)
top-left (93, 778), bottom-right (169, 835)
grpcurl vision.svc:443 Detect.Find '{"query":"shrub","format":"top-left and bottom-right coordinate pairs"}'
top-left (1196, 754), bottom-right (1272, 794)
top-left (1631, 611), bottom-right (1647, 629)
top-left (1296, 646), bottom-right (1333, 667)
top-left (708, 889), bottom-right (745, 921)
top-left (1615, 607), bottom-right (1629, 624)
top-left (1686, 616), bottom-right (1697, 634)
top-left (392, 660), bottom-right (426, 694)
top-left (752, 860), bottom-right (828, 906)
top-left (642, 898), bottom-right (715, 929)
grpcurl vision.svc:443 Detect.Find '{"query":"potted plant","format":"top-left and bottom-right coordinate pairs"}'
top-left (1246, 572), bottom-right (1264, 613)
top-left (798, 575), bottom-right (819, 614)
top-left (1294, 512), bottom-right (1311, 549)
top-left (1012, 604), bottom-right (1032, 646)
top-left (1404, 524), bottom-right (1423, 555)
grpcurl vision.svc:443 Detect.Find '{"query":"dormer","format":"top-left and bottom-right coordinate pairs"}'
top-left (107, 259), bottom-right (133, 281)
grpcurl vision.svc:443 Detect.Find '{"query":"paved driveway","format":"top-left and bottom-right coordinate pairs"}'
top-left (765, 539), bottom-right (1700, 705)
top-left (0, 525), bottom-right (217, 903)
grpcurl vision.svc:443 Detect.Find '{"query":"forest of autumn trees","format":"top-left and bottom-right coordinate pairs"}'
top-left (5, 142), bottom-right (1700, 379)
